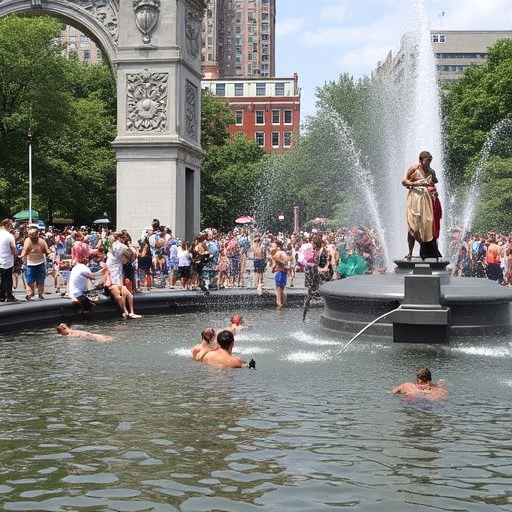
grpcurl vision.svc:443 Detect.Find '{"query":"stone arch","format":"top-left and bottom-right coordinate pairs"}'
top-left (0, 0), bottom-right (119, 65)
top-left (0, 0), bottom-right (205, 240)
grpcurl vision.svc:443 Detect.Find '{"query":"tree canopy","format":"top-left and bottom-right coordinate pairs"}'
top-left (0, 14), bottom-right (117, 225)
top-left (443, 38), bottom-right (512, 233)
top-left (200, 89), bottom-right (266, 231)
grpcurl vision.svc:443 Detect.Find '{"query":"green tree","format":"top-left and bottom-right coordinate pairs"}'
top-left (200, 90), bottom-right (265, 230)
top-left (470, 157), bottom-right (512, 234)
top-left (201, 88), bottom-right (235, 149)
top-left (443, 38), bottom-right (512, 232)
top-left (202, 134), bottom-right (266, 230)
top-left (0, 14), bottom-right (73, 217)
top-left (256, 74), bottom-right (380, 229)
top-left (0, 14), bottom-right (117, 224)
top-left (443, 39), bottom-right (512, 183)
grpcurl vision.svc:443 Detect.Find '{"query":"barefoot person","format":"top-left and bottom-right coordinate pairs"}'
top-left (270, 240), bottom-right (288, 307)
top-left (201, 329), bottom-right (254, 368)
top-left (392, 367), bottom-right (448, 402)
top-left (56, 323), bottom-right (113, 342)
top-left (101, 263), bottom-right (142, 319)
top-left (402, 151), bottom-right (442, 260)
top-left (21, 227), bottom-right (50, 300)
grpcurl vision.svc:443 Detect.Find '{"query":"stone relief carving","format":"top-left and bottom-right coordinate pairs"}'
top-left (185, 7), bottom-right (202, 60)
top-left (133, 0), bottom-right (161, 45)
top-left (126, 71), bottom-right (168, 132)
top-left (185, 80), bottom-right (198, 140)
top-left (66, 1), bottom-right (119, 45)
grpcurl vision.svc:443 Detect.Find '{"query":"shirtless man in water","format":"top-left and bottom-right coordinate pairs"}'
top-left (56, 323), bottom-right (113, 342)
top-left (392, 367), bottom-right (448, 402)
top-left (200, 329), bottom-right (253, 368)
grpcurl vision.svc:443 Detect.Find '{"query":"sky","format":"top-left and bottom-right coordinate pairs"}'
top-left (275, 0), bottom-right (512, 117)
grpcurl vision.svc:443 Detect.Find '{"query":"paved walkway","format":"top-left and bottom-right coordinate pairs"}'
top-left (0, 267), bottom-right (310, 332)
top-left (9, 266), bottom-right (307, 301)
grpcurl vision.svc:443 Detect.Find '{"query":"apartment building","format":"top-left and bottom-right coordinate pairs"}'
top-left (202, 75), bottom-right (300, 153)
top-left (202, 0), bottom-right (276, 79)
top-left (60, 25), bottom-right (102, 65)
top-left (375, 30), bottom-right (512, 84)
top-left (432, 30), bottom-right (512, 82)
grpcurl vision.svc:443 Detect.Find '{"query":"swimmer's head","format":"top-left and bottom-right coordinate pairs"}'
top-left (231, 315), bottom-right (242, 326)
top-left (217, 329), bottom-right (235, 350)
top-left (56, 323), bottom-right (70, 335)
top-left (416, 367), bottom-right (432, 383)
top-left (201, 327), bottom-right (216, 343)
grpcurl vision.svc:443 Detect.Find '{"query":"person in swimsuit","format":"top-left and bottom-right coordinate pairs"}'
top-left (200, 329), bottom-right (254, 368)
top-left (56, 323), bottom-right (113, 342)
top-left (270, 240), bottom-right (289, 307)
top-left (228, 314), bottom-right (252, 334)
top-left (191, 327), bottom-right (218, 361)
top-left (21, 227), bottom-right (50, 300)
top-left (392, 367), bottom-right (448, 402)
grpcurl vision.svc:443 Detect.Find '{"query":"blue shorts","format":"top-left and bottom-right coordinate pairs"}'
top-left (254, 258), bottom-right (266, 273)
top-left (275, 270), bottom-right (287, 288)
top-left (25, 263), bottom-right (46, 286)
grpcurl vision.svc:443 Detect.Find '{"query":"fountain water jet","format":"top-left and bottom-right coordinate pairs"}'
top-left (319, 0), bottom-right (512, 341)
top-left (325, 109), bottom-right (391, 268)
top-left (460, 118), bottom-right (512, 236)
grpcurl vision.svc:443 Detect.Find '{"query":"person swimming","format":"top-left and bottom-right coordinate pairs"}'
top-left (190, 327), bottom-right (218, 361)
top-left (392, 367), bottom-right (448, 402)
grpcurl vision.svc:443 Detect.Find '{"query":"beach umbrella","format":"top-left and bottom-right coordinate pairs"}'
top-left (13, 209), bottom-right (39, 221)
top-left (235, 215), bottom-right (254, 224)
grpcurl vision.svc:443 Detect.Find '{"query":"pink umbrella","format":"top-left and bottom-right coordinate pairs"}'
top-left (235, 215), bottom-right (255, 224)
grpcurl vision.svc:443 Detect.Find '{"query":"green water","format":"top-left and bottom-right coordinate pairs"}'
top-left (1, 308), bottom-right (511, 511)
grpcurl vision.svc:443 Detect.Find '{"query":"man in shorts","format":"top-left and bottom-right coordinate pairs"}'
top-left (271, 240), bottom-right (288, 307)
top-left (68, 253), bottom-right (98, 314)
top-left (21, 227), bottom-right (50, 300)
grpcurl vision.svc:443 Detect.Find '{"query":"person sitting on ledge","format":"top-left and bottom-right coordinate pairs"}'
top-left (101, 262), bottom-right (142, 319)
top-left (200, 329), bottom-right (254, 368)
top-left (392, 367), bottom-right (448, 402)
top-left (191, 327), bottom-right (218, 361)
top-left (56, 323), bottom-right (113, 342)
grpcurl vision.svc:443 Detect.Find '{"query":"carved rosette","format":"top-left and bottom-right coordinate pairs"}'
top-left (66, 0), bottom-right (119, 45)
top-left (133, 0), bottom-right (161, 45)
top-left (185, 80), bottom-right (198, 140)
top-left (126, 71), bottom-right (168, 132)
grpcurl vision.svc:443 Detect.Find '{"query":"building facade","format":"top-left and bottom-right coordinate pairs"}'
top-left (202, 0), bottom-right (276, 79)
top-left (431, 30), bottom-right (512, 82)
top-left (60, 25), bottom-right (102, 64)
top-left (375, 30), bottom-right (512, 84)
top-left (202, 74), bottom-right (300, 153)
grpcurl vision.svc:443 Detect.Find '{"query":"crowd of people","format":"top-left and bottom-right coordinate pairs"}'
top-left (3, 214), bottom-right (510, 317)
top-left (0, 217), bottom-right (388, 310)
top-left (448, 229), bottom-right (512, 284)
top-left (1, 216), bottom-right (456, 387)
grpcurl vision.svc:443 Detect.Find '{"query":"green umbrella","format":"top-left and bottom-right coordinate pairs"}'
top-left (13, 209), bottom-right (39, 221)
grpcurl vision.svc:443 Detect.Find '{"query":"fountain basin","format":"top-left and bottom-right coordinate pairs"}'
top-left (320, 260), bottom-right (512, 339)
